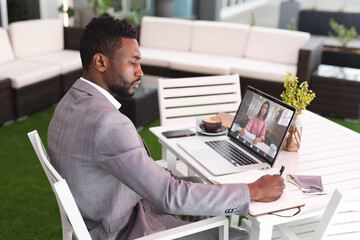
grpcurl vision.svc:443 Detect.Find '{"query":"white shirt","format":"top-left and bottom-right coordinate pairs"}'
top-left (80, 77), bottom-right (121, 110)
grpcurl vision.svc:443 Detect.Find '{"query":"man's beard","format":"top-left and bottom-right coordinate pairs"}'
top-left (111, 76), bottom-right (141, 98)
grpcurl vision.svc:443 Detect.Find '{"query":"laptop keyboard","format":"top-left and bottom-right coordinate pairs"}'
top-left (205, 140), bottom-right (257, 167)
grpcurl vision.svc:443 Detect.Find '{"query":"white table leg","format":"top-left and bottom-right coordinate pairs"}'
top-left (250, 220), bottom-right (273, 240)
top-left (162, 147), bottom-right (177, 173)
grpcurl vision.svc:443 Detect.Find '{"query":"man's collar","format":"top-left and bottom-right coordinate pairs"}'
top-left (80, 77), bottom-right (121, 109)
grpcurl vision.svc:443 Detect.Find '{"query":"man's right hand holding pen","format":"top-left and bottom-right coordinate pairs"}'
top-left (247, 167), bottom-right (285, 202)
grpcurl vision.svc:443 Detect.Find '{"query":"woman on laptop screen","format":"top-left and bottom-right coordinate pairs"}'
top-left (238, 101), bottom-right (270, 144)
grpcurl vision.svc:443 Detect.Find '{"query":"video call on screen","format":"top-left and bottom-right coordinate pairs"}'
top-left (229, 90), bottom-right (294, 162)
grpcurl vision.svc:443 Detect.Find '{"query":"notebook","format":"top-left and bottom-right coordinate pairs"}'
top-left (209, 169), bottom-right (305, 216)
top-left (177, 86), bottom-right (296, 176)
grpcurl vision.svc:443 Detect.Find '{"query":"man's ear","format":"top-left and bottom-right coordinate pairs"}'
top-left (93, 53), bottom-right (107, 72)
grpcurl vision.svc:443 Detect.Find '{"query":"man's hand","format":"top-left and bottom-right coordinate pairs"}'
top-left (247, 175), bottom-right (285, 202)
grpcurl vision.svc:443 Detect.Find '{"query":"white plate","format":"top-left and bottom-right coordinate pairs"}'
top-left (198, 125), bottom-right (228, 136)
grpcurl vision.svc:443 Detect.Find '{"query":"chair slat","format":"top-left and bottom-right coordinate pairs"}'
top-left (162, 94), bottom-right (240, 108)
top-left (328, 222), bottom-right (360, 235)
top-left (162, 84), bottom-right (239, 98)
top-left (159, 75), bottom-right (239, 88)
top-left (164, 104), bottom-right (239, 118)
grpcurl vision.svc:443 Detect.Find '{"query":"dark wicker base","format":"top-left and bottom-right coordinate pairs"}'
top-left (64, 27), bottom-right (84, 51)
top-left (14, 76), bottom-right (62, 118)
top-left (322, 49), bottom-right (360, 69)
top-left (240, 77), bottom-right (284, 99)
top-left (309, 75), bottom-right (360, 119)
top-left (0, 78), bottom-right (14, 124)
top-left (61, 69), bottom-right (83, 95)
top-left (141, 65), bottom-right (171, 77)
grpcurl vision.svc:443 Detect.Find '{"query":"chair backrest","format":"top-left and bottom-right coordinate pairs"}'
top-left (314, 188), bottom-right (360, 240)
top-left (276, 188), bottom-right (360, 240)
top-left (27, 130), bottom-right (91, 240)
top-left (158, 74), bottom-right (241, 126)
top-left (28, 130), bottom-right (62, 185)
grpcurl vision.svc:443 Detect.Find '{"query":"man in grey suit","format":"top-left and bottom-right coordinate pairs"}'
top-left (48, 17), bottom-right (285, 240)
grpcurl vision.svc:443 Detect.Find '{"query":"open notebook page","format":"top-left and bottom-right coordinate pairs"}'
top-left (208, 169), bottom-right (305, 216)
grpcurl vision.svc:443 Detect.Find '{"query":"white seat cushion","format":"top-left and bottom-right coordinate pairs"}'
top-left (245, 26), bottom-right (310, 65)
top-left (191, 21), bottom-right (250, 57)
top-left (140, 16), bottom-right (192, 51)
top-left (0, 60), bottom-right (61, 88)
top-left (0, 27), bottom-right (15, 64)
top-left (169, 52), bottom-right (240, 75)
top-left (231, 58), bottom-right (297, 82)
top-left (8, 19), bottom-right (64, 59)
top-left (26, 50), bottom-right (82, 74)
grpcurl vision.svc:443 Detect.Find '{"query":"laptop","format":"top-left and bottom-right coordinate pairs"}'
top-left (177, 86), bottom-right (296, 176)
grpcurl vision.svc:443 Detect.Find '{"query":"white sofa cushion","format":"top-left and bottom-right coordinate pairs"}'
top-left (0, 60), bottom-right (61, 88)
top-left (140, 16), bottom-right (192, 51)
top-left (9, 19), bottom-right (64, 59)
top-left (191, 21), bottom-right (250, 57)
top-left (245, 26), bottom-right (310, 65)
top-left (169, 52), bottom-right (242, 75)
top-left (231, 58), bottom-right (297, 82)
top-left (26, 50), bottom-right (82, 74)
top-left (0, 27), bottom-right (15, 64)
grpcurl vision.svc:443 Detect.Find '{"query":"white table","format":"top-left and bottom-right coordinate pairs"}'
top-left (150, 110), bottom-right (360, 240)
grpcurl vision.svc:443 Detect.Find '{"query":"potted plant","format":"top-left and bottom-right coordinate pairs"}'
top-left (280, 72), bottom-right (316, 152)
top-left (328, 18), bottom-right (358, 49)
top-left (322, 16), bottom-right (360, 68)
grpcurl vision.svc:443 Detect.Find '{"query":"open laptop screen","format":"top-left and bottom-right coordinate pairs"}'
top-left (228, 86), bottom-right (296, 165)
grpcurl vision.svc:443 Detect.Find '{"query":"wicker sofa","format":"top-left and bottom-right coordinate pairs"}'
top-left (0, 19), bottom-right (82, 123)
top-left (139, 16), bottom-right (323, 98)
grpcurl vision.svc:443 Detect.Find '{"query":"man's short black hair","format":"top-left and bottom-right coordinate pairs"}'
top-left (79, 17), bottom-right (138, 70)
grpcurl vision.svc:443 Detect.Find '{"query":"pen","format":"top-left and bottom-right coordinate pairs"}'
top-left (279, 165), bottom-right (285, 176)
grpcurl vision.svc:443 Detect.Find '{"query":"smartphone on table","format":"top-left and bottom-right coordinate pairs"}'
top-left (162, 129), bottom-right (196, 138)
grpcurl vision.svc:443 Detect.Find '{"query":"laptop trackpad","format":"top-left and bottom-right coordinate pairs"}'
top-left (190, 149), bottom-right (222, 162)
top-left (178, 139), bottom-right (223, 163)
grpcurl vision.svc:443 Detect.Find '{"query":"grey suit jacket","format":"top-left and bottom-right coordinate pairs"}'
top-left (48, 80), bottom-right (250, 240)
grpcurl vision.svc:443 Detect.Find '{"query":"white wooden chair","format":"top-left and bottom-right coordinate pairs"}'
top-left (157, 74), bottom-right (241, 174)
top-left (274, 188), bottom-right (360, 240)
top-left (28, 130), bottom-right (230, 240)
top-left (28, 130), bottom-right (92, 240)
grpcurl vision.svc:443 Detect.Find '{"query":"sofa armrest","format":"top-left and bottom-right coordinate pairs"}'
top-left (64, 27), bottom-right (85, 50)
top-left (297, 37), bottom-right (323, 84)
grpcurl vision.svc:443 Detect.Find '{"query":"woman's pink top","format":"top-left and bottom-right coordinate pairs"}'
top-left (245, 114), bottom-right (267, 141)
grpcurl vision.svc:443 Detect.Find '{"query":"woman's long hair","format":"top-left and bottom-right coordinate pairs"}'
top-left (257, 101), bottom-right (270, 120)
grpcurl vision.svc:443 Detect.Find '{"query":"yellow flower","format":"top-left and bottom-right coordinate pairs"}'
top-left (280, 72), bottom-right (316, 114)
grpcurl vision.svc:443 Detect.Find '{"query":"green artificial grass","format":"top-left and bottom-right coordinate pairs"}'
top-left (0, 106), bottom-right (359, 239)
top-left (0, 107), bottom-right (60, 239)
